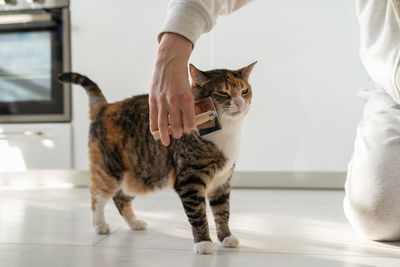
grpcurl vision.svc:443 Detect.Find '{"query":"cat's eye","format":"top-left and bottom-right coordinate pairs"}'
top-left (242, 89), bottom-right (249, 95)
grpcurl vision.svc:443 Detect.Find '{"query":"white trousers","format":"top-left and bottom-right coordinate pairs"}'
top-left (344, 82), bottom-right (400, 241)
top-left (344, 0), bottom-right (400, 241)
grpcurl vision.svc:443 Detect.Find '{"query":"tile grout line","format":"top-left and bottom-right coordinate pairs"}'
top-left (1, 239), bottom-right (400, 258)
top-left (91, 226), bottom-right (122, 247)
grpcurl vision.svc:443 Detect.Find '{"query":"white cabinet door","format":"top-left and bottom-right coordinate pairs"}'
top-left (0, 123), bottom-right (71, 171)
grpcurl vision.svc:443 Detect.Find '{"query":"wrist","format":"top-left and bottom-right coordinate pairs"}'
top-left (157, 33), bottom-right (192, 65)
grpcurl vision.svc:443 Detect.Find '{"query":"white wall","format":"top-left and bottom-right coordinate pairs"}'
top-left (70, 0), bottom-right (367, 172)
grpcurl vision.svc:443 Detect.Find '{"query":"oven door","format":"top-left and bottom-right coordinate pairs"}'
top-left (0, 8), bottom-right (71, 122)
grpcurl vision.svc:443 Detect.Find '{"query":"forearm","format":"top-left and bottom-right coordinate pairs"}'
top-left (156, 33), bottom-right (192, 70)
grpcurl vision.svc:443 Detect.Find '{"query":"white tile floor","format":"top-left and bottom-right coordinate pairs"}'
top-left (1, 187), bottom-right (400, 267)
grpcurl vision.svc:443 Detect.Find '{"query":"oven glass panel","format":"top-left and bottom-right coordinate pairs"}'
top-left (0, 9), bottom-right (67, 120)
top-left (0, 31), bottom-right (52, 102)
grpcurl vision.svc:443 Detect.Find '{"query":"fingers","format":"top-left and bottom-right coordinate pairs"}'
top-left (157, 99), bottom-right (170, 146)
top-left (150, 93), bottom-right (195, 145)
top-left (181, 94), bottom-right (196, 134)
top-left (149, 96), bottom-right (158, 133)
top-left (168, 95), bottom-right (183, 139)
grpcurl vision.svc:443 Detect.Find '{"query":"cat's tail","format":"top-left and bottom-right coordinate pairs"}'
top-left (57, 72), bottom-right (107, 111)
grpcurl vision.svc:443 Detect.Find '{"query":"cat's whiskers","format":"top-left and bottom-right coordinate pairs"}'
top-left (248, 105), bottom-right (264, 110)
top-left (248, 107), bottom-right (268, 116)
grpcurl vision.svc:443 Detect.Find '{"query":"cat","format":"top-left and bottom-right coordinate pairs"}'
top-left (57, 61), bottom-right (256, 254)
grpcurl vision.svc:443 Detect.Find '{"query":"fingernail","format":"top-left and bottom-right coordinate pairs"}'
top-left (163, 138), bottom-right (170, 146)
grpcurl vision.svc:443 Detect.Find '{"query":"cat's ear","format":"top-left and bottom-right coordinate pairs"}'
top-left (237, 61), bottom-right (257, 80)
top-left (189, 64), bottom-right (208, 87)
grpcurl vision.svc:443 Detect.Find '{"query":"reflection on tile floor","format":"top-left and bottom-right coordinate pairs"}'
top-left (1, 187), bottom-right (400, 266)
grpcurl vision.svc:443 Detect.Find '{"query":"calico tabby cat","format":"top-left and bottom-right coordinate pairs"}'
top-left (58, 61), bottom-right (256, 254)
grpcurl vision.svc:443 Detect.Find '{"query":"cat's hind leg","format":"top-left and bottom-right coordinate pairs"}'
top-left (113, 190), bottom-right (147, 230)
top-left (208, 178), bottom-right (239, 248)
top-left (89, 167), bottom-right (121, 234)
top-left (91, 191), bottom-right (113, 234)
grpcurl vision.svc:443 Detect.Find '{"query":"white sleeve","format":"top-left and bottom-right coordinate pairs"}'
top-left (158, 0), bottom-right (254, 45)
top-left (356, 0), bottom-right (400, 103)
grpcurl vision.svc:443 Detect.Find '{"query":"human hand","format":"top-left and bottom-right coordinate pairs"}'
top-left (149, 33), bottom-right (196, 146)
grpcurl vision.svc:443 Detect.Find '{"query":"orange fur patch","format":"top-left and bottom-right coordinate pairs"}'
top-left (103, 102), bottom-right (124, 145)
top-left (89, 141), bottom-right (122, 205)
top-left (224, 74), bottom-right (252, 104)
top-left (122, 170), bottom-right (152, 195)
top-left (169, 167), bottom-right (176, 187)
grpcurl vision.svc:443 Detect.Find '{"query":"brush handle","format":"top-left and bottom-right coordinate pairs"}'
top-left (152, 111), bottom-right (212, 141)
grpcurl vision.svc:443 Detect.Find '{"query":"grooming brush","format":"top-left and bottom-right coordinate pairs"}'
top-left (152, 97), bottom-right (222, 140)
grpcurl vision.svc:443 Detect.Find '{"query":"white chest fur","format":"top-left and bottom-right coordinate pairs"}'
top-left (202, 116), bottom-right (244, 192)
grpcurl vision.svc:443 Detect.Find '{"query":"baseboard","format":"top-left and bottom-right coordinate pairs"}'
top-left (0, 170), bottom-right (346, 190)
top-left (231, 171), bottom-right (346, 189)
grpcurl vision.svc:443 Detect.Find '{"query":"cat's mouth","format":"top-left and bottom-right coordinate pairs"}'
top-left (229, 110), bottom-right (242, 116)
top-left (224, 109), bottom-right (246, 118)
top-left (225, 105), bottom-right (248, 117)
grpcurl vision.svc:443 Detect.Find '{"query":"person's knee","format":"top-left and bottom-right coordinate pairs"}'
top-left (345, 152), bottom-right (400, 241)
top-left (345, 89), bottom-right (400, 241)
top-left (344, 189), bottom-right (400, 241)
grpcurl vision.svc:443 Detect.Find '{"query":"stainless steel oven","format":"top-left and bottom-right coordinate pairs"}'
top-left (0, 0), bottom-right (70, 122)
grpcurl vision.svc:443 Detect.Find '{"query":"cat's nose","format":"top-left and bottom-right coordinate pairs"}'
top-left (234, 98), bottom-right (243, 109)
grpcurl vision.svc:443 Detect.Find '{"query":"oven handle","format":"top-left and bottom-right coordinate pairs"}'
top-left (0, 131), bottom-right (44, 139)
top-left (0, 13), bottom-right (52, 25)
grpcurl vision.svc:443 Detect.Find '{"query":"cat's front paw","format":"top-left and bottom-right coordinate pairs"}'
top-left (222, 235), bottom-right (239, 248)
top-left (93, 222), bottom-right (110, 234)
top-left (128, 219), bottom-right (147, 230)
top-left (193, 241), bottom-right (214, 254)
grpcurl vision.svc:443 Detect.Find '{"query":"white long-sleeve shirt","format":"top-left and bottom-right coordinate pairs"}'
top-left (160, 0), bottom-right (400, 104)
top-left (159, 0), bottom-right (253, 44)
top-left (357, 0), bottom-right (400, 104)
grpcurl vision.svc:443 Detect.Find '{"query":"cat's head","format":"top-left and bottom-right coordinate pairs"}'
top-left (189, 62), bottom-right (257, 120)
